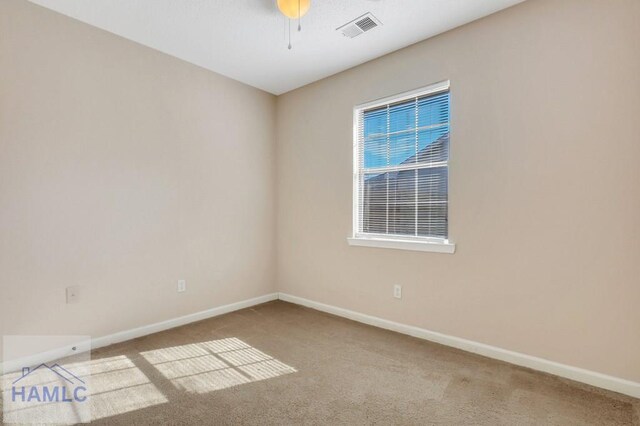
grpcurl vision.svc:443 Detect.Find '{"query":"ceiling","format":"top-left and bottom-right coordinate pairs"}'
top-left (29, 0), bottom-right (525, 95)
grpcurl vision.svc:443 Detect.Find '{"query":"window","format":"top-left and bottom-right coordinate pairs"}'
top-left (349, 81), bottom-right (455, 253)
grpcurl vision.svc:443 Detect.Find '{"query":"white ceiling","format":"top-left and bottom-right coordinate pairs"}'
top-left (29, 0), bottom-right (525, 95)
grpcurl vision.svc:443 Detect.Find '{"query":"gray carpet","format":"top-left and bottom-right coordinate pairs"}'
top-left (3, 301), bottom-right (639, 425)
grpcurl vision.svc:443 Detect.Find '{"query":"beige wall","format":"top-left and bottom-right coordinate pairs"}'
top-left (276, 0), bottom-right (640, 382)
top-left (0, 0), bottom-right (277, 350)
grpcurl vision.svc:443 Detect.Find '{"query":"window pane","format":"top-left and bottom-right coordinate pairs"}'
top-left (417, 128), bottom-right (449, 163)
top-left (362, 172), bottom-right (387, 233)
top-left (417, 203), bottom-right (448, 238)
top-left (364, 107), bottom-right (387, 134)
top-left (388, 170), bottom-right (416, 235)
top-left (418, 166), bottom-right (448, 203)
top-left (389, 132), bottom-right (416, 166)
top-left (363, 107), bottom-right (387, 168)
top-left (388, 100), bottom-right (415, 132)
top-left (389, 100), bottom-right (415, 166)
top-left (364, 135), bottom-right (387, 168)
top-left (418, 92), bottom-right (449, 128)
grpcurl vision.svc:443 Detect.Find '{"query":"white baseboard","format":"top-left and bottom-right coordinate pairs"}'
top-left (92, 292), bottom-right (278, 349)
top-left (1, 293), bottom-right (278, 374)
top-left (278, 292), bottom-right (640, 399)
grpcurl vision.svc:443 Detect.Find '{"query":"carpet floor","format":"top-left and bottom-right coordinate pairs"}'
top-left (3, 300), bottom-right (639, 425)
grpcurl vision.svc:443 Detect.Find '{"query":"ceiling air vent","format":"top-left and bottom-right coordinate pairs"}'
top-left (337, 13), bottom-right (382, 39)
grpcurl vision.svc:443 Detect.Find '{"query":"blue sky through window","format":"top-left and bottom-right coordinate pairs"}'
top-left (363, 92), bottom-right (450, 171)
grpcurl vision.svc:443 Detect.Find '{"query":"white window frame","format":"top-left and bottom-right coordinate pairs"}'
top-left (348, 80), bottom-right (455, 254)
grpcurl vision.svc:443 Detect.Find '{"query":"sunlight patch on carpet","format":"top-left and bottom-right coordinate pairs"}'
top-left (141, 338), bottom-right (296, 394)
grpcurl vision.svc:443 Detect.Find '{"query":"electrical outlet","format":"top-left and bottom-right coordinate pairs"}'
top-left (177, 279), bottom-right (186, 293)
top-left (66, 286), bottom-right (79, 304)
top-left (393, 284), bottom-right (402, 299)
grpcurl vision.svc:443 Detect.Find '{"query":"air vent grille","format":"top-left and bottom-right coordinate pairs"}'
top-left (337, 13), bottom-right (382, 39)
top-left (356, 16), bottom-right (377, 32)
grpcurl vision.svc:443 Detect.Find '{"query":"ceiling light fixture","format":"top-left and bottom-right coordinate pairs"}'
top-left (277, 0), bottom-right (310, 50)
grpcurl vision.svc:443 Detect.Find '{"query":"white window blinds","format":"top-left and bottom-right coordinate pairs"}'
top-left (354, 81), bottom-right (450, 241)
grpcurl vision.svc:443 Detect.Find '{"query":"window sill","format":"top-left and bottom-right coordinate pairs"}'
top-left (347, 236), bottom-right (456, 254)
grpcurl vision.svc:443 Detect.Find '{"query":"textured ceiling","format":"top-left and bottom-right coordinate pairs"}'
top-left (28, 0), bottom-right (525, 94)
